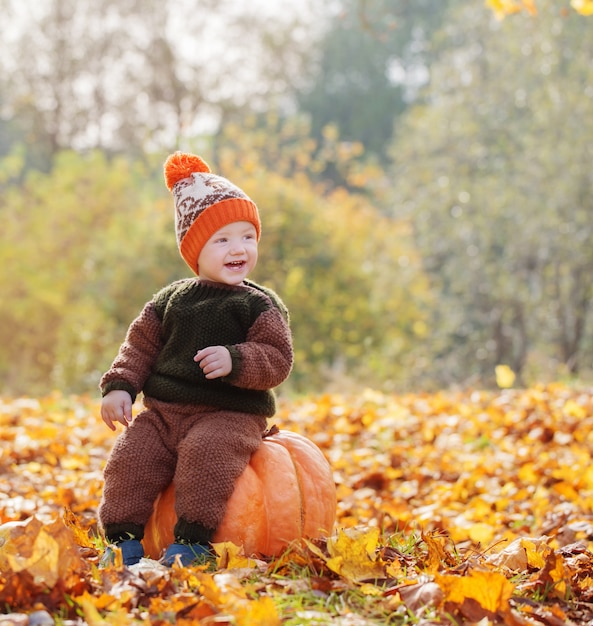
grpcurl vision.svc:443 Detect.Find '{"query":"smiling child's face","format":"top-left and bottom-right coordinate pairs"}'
top-left (197, 221), bottom-right (258, 285)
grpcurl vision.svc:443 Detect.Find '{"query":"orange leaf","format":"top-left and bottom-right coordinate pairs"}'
top-left (0, 516), bottom-right (87, 587)
top-left (63, 507), bottom-right (95, 549)
top-left (535, 550), bottom-right (567, 599)
top-left (436, 569), bottom-right (515, 620)
top-left (421, 530), bottom-right (454, 573)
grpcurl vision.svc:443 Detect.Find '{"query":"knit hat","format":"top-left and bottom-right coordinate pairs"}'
top-left (163, 152), bottom-right (261, 275)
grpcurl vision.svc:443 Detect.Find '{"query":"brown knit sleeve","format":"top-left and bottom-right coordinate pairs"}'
top-left (224, 307), bottom-right (293, 390)
top-left (100, 301), bottom-right (163, 399)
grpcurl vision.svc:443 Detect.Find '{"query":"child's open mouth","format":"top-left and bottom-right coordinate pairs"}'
top-left (226, 261), bottom-right (246, 270)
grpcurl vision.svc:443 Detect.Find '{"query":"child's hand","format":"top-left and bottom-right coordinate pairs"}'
top-left (194, 346), bottom-right (232, 379)
top-left (101, 390), bottom-right (133, 431)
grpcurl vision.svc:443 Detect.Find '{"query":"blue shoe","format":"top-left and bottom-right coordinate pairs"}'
top-left (100, 539), bottom-right (144, 567)
top-left (161, 542), bottom-right (211, 567)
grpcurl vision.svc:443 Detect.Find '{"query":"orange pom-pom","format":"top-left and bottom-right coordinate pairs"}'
top-left (163, 152), bottom-right (211, 191)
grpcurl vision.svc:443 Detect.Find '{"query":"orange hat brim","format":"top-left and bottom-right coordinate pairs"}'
top-left (180, 198), bottom-right (261, 274)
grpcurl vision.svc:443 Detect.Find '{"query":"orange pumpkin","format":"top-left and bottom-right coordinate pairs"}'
top-left (142, 429), bottom-right (336, 558)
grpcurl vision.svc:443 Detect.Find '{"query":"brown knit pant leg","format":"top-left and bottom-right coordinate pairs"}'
top-left (173, 411), bottom-right (267, 531)
top-left (99, 407), bottom-right (177, 531)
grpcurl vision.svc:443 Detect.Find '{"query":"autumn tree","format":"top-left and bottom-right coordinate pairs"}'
top-left (0, 150), bottom-right (181, 394)
top-left (389, 0), bottom-right (593, 385)
top-left (0, 0), bottom-right (318, 159)
top-left (295, 0), bottom-right (466, 172)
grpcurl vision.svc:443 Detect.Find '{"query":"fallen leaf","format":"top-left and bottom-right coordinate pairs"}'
top-left (486, 537), bottom-right (551, 571)
top-left (495, 364), bottom-right (516, 388)
top-left (325, 527), bottom-right (385, 582)
top-left (436, 569), bottom-right (515, 620)
top-left (213, 541), bottom-right (262, 570)
top-left (397, 580), bottom-right (444, 612)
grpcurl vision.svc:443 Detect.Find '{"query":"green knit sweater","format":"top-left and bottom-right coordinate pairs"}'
top-left (100, 279), bottom-right (293, 416)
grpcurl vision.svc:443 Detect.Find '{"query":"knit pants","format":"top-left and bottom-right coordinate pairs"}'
top-left (99, 396), bottom-right (267, 542)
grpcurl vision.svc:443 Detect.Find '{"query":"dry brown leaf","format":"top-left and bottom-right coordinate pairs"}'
top-left (486, 537), bottom-right (551, 571)
top-left (397, 580), bottom-right (444, 612)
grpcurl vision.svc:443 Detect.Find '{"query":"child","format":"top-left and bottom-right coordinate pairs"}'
top-left (98, 152), bottom-right (294, 567)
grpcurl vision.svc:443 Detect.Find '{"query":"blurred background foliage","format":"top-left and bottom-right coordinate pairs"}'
top-left (0, 0), bottom-right (591, 396)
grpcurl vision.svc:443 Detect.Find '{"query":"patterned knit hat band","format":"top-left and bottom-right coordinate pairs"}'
top-left (164, 152), bottom-right (261, 275)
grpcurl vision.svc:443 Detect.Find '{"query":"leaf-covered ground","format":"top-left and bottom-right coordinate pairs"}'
top-left (2, 385), bottom-right (593, 624)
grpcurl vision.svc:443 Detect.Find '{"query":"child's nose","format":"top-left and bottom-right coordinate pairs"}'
top-left (230, 240), bottom-right (245, 253)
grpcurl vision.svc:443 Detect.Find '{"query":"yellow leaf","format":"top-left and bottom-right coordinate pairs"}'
top-left (518, 462), bottom-right (539, 485)
top-left (75, 591), bottom-right (132, 625)
top-left (486, 0), bottom-right (522, 18)
top-left (486, 0), bottom-right (538, 17)
top-left (495, 364), bottom-right (516, 388)
top-left (571, 0), bottom-right (593, 15)
top-left (468, 522), bottom-right (495, 546)
top-left (212, 541), bottom-right (259, 569)
top-left (522, 537), bottom-right (550, 569)
top-left (200, 571), bottom-right (245, 604)
top-left (359, 582), bottom-right (383, 596)
top-left (325, 527), bottom-right (385, 582)
top-left (79, 594), bottom-right (110, 626)
top-left (436, 569), bottom-right (515, 614)
top-left (563, 399), bottom-right (587, 419)
top-left (200, 572), bottom-right (281, 626)
top-left (233, 596), bottom-right (281, 626)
